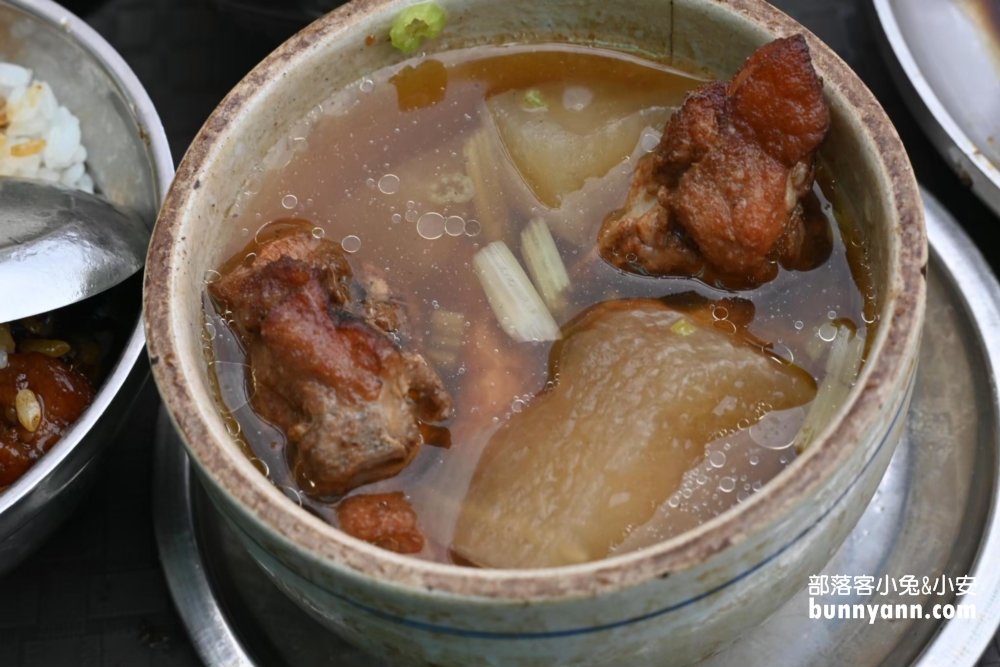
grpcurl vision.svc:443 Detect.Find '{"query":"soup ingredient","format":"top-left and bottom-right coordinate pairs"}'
top-left (520, 218), bottom-right (570, 311)
top-left (389, 3), bottom-right (446, 53)
top-left (487, 83), bottom-right (676, 208)
top-left (472, 241), bottom-right (560, 343)
top-left (463, 125), bottom-right (517, 242)
top-left (1, 352), bottom-right (94, 487)
top-left (209, 229), bottom-right (453, 497)
top-left (614, 405), bottom-right (805, 552)
top-left (0, 62), bottom-right (92, 191)
top-left (598, 35), bottom-right (831, 286)
top-left (337, 492), bottom-right (425, 554)
top-left (452, 299), bottom-right (816, 568)
top-left (794, 321), bottom-right (865, 451)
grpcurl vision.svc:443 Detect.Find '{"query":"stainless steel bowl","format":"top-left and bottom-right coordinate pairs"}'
top-left (0, 0), bottom-right (172, 573)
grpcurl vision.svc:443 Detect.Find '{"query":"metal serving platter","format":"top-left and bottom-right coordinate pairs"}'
top-left (154, 189), bottom-right (1000, 667)
top-left (873, 0), bottom-right (1000, 217)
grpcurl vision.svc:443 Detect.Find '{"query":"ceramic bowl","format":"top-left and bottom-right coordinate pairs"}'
top-left (145, 0), bottom-right (926, 664)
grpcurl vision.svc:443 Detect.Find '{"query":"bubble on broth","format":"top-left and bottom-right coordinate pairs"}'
top-left (417, 212), bottom-right (446, 239)
top-left (465, 220), bottom-right (482, 236)
top-left (405, 209), bottom-right (419, 223)
top-left (378, 174), bottom-right (401, 194)
top-left (203, 269), bottom-right (222, 285)
top-left (794, 320), bottom-right (804, 330)
top-left (718, 477), bottom-right (736, 493)
top-left (770, 342), bottom-right (794, 365)
top-left (312, 227), bottom-right (325, 239)
top-left (444, 215), bottom-right (465, 236)
top-left (281, 194), bottom-right (298, 209)
top-left (391, 213), bottom-right (402, 224)
top-left (749, 406), bottom-right (805, 450)
top-left (359, 77), bottom-right (374, 93)
top-left (280, 485), bottom-right (304, 507)
top-left (249, 456), bottom-right (270, 477)
top-left (341, 235), bottom-right (362, 253)
top-left (818, 322), bottom-right (838, 341)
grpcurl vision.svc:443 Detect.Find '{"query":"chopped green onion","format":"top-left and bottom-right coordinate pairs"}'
top-left (670, 318), bottom-right (697, 337)
top-left (523, 89), bottom-right (547, 110)
top-left (521, 218), bottom-right (569, 311)
top-left (794, 323), bottom-right (865, 452)
top-left (463, 126), bottom-right (509, 242)
top-left (473, 241), bottom-right (561, 343)
top-left (389, 3), bottom-right (446, 53)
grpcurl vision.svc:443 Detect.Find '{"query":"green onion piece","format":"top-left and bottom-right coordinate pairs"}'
top-left (670, 318), bottom-right (697, 337)
top-left (523, 89), bottom-right (547, 110)
top-left (520, 218), bottom-right (569, 310)
top-left (390, 3), bottom-right (446, 53)
top-left (463, 126), bottom-right (509, 243)
top-left (473, 241), bottom-right (561, 343)
top-left (794, 323), bottom-right (865, 452)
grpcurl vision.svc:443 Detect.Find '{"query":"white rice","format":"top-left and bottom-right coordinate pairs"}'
top-left (0, 62), bottom-right (93, 192)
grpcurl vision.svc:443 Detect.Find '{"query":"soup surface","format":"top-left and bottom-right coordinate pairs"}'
top-left (204, 44), bottom-right (875, 567)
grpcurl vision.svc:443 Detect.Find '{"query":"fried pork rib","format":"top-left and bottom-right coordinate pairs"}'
top-left (598, 35), bottom-right (831, 286)
top-left (337, 492), bottom-right (425, 554)
top-left (210, 229), bottom-right (453, 497)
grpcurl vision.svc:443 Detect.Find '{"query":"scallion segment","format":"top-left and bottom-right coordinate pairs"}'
top-left (473, 241), bottom-right (561, 343)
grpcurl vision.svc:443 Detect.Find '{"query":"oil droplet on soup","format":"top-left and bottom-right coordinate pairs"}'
top-left (204, 44), bottom-right (876, 567)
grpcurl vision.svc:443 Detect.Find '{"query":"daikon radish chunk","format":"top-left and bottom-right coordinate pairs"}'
top-left (613, 405), bottom-right (806, 555)
top-left (487, 82), bottom-right (674, 207)
top-left (453, 299), bottom-right (816, 568)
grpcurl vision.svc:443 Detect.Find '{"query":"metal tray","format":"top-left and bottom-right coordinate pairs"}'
top-left (153, 189), bottom-right (1000, 667)
top-left (873, 0), bottom-right (1000, 217)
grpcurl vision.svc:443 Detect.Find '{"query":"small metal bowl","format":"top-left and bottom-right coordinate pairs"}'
top-left (0, 0), bottom-right (172, 573)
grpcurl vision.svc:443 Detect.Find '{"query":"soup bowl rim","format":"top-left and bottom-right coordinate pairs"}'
top-left (144, 0), bottom-right (926, 600)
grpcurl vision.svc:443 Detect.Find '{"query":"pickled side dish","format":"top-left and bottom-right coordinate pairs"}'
top-left (204, 43), bottom-right (876, 567)
top-left (0, 284), bottom-right (132, 490)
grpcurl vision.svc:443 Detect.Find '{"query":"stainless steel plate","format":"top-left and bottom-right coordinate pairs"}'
top-left (154, 190), bottom-right (1000, 667)
top-left (873, 0), bottom-right (1000, 216)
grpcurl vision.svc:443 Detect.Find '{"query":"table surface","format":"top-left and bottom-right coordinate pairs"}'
top-left (2, 0), bottom-right (1000, 665)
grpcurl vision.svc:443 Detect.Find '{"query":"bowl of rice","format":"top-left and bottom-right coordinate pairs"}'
top-left (0, 61), bottom-right (93, 190)
top-left (0, 0), bottom-right (172, 573)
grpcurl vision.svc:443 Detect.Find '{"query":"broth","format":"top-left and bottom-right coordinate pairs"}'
top-left (203, 44), bottom-right (876, 566)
